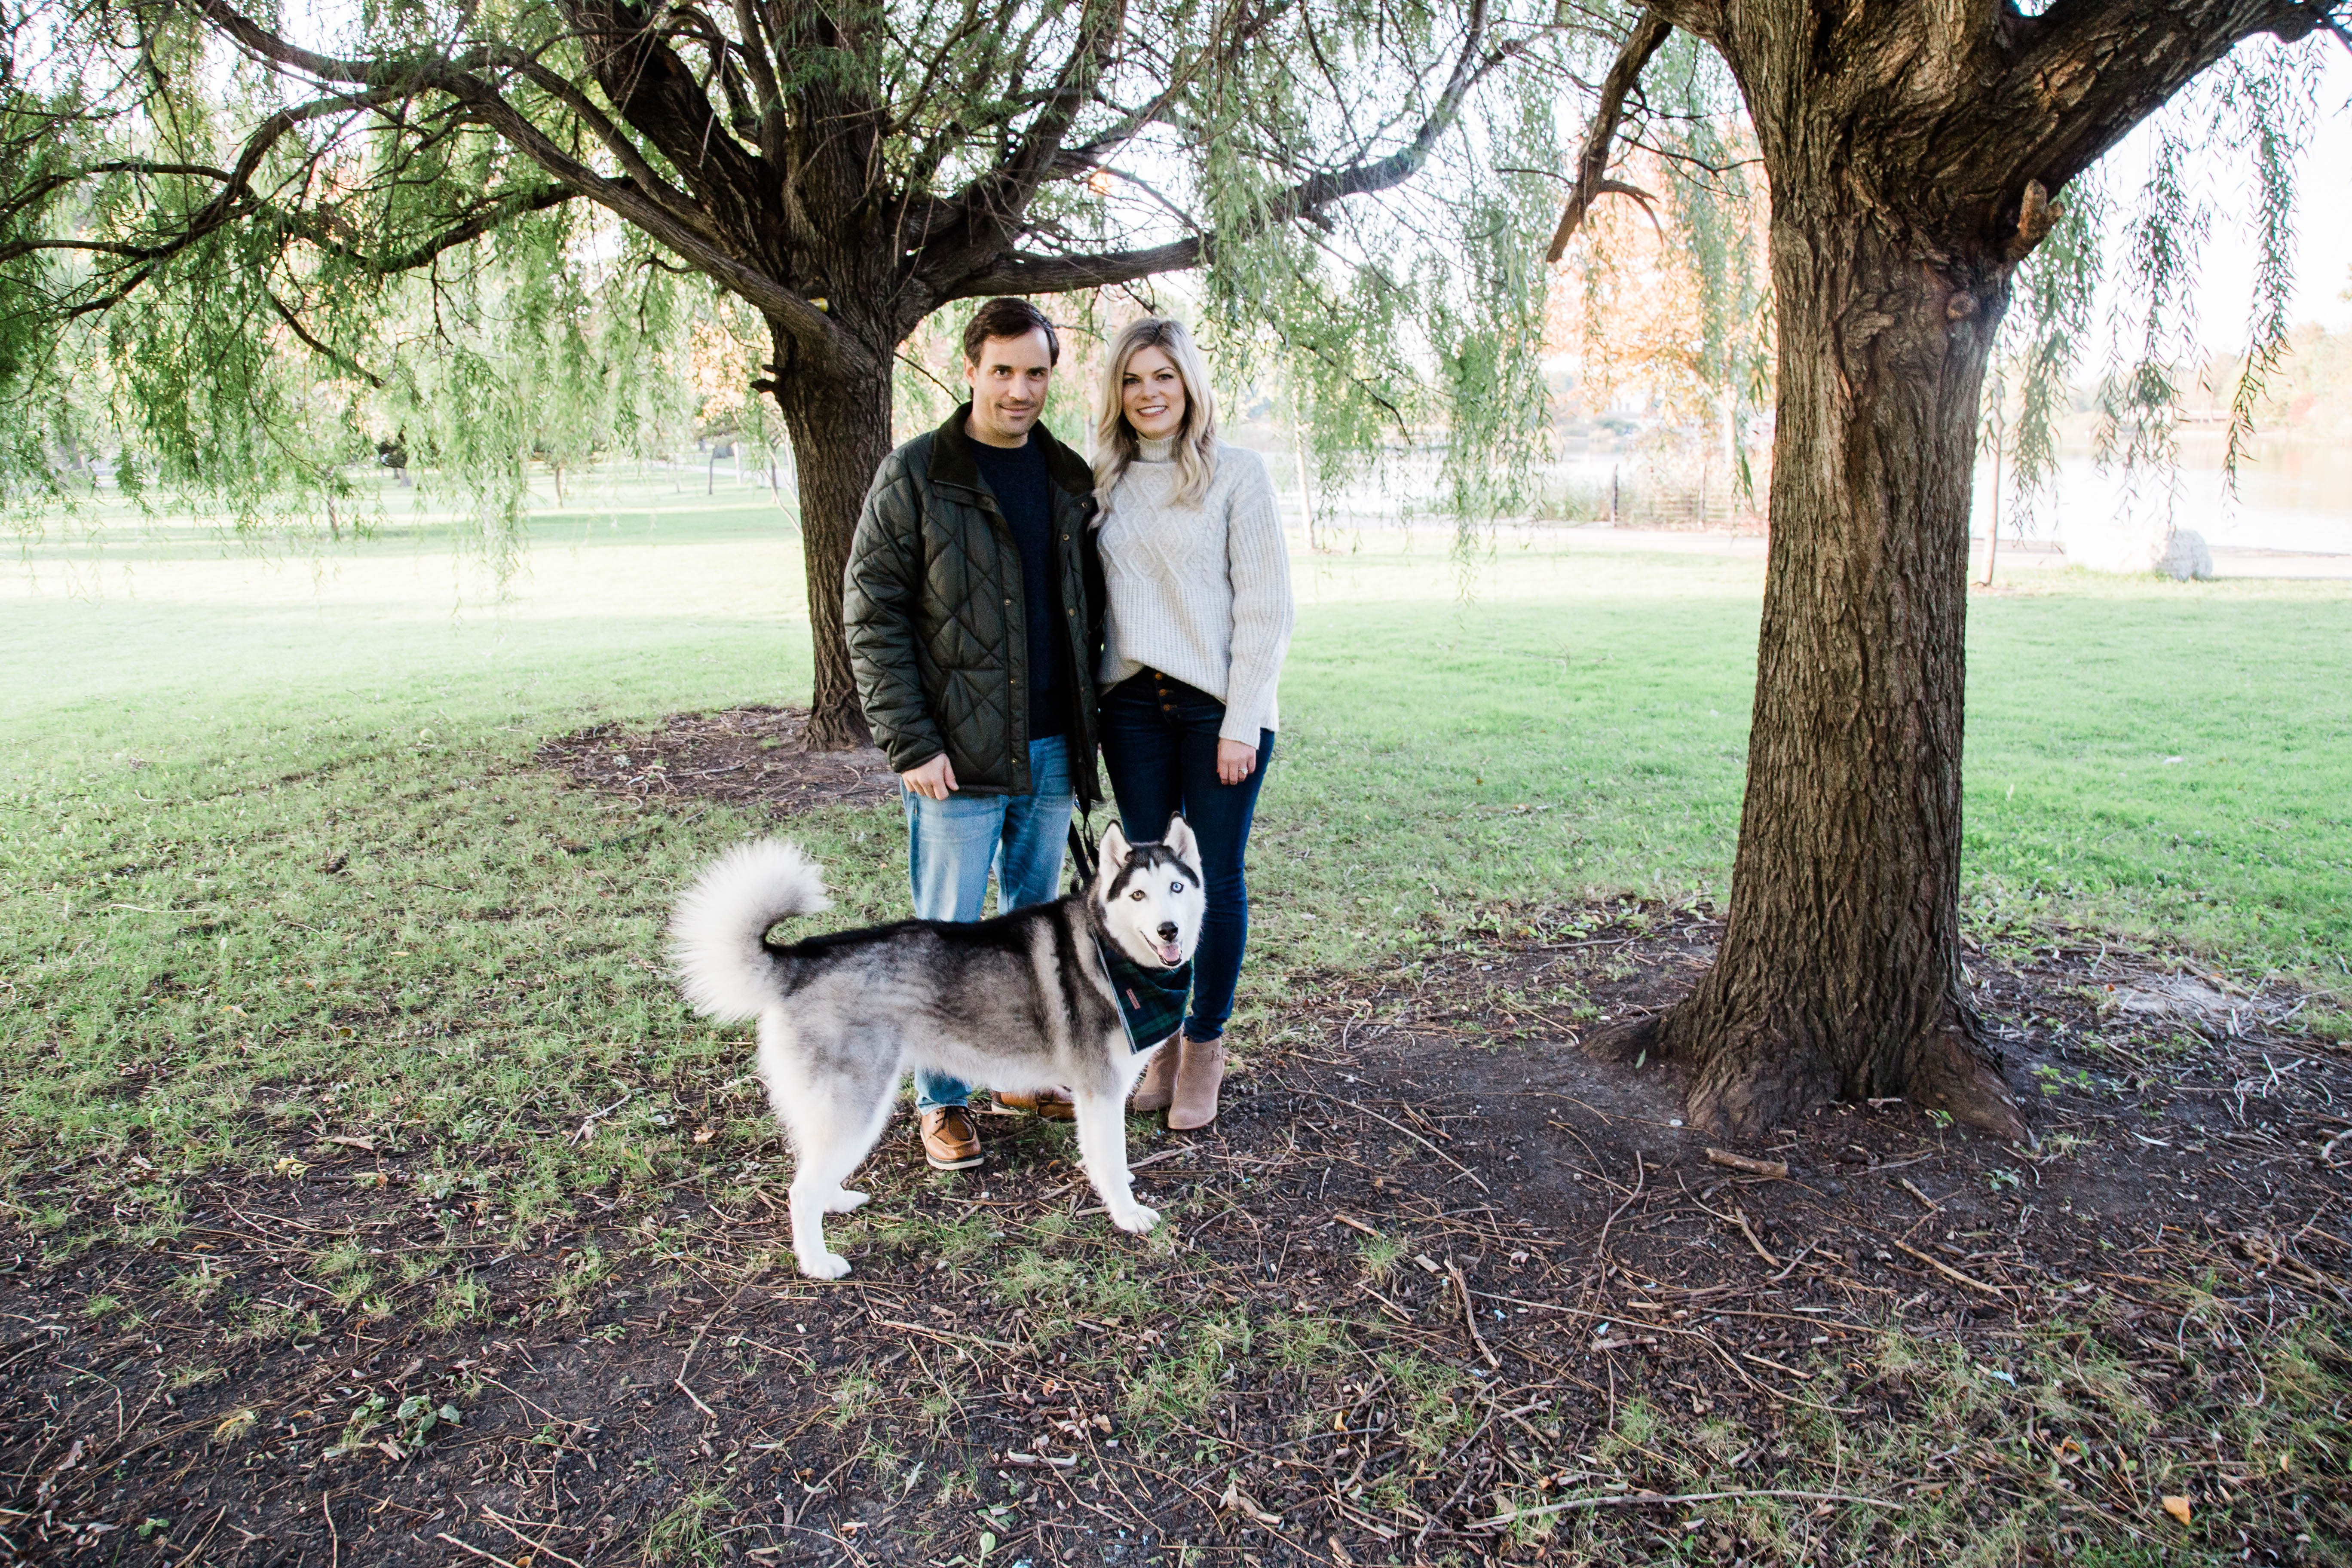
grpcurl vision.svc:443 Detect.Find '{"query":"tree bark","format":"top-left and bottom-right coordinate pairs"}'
top-left (1559, 0), bottom-right (2335, 1142)
top-left (769, 324), bottom-right (891, 751)
top-left (1645, 187), bottom-right (2026, 1141)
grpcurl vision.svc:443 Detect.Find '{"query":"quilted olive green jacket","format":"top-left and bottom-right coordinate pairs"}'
top-left (842, 406), bottom-right (1106, 805)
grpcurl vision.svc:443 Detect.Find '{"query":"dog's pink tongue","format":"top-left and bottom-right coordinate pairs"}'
top-left (1157, 941), bottom-right (1183, 966)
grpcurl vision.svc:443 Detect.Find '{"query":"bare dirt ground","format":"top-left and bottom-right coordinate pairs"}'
top-left (536, 708), bottom-right (900, 817)
top-left (6, 900), bottom-right (2349, 1566)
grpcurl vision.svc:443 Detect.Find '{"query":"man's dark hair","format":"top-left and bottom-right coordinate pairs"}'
top-left (962, 297), bottom-right (1061, 366)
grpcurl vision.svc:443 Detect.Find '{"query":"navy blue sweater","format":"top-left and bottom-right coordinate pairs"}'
top-left (968, 435), bottom-right (1068, 740)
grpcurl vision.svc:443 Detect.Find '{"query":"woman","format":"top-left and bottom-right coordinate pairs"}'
top-left (1090, 316), bottom-right (1294, 1130)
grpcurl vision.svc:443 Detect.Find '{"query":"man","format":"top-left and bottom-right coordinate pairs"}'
top-left (842, 295), bottom-right (1106, 1171)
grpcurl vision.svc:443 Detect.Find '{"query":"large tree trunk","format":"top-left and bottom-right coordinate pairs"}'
top-left (769, 328), bottom-right (892, 751)
top-left (1642, 184), bottom-right (2027, 1142)
top-left (1560, 0), bottom-right (2335, 1144)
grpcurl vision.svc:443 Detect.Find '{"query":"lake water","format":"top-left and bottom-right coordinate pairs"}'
top-left (1972, 435), bottom-right (2352, 563)
top-left (1259, 430), bottom-right (2352, 565)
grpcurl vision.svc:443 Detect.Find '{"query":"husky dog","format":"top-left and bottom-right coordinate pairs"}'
top-left (670, 819), bottom-right (1205, 1279)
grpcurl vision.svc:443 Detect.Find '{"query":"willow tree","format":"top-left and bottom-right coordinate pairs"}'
top-left (0, 0), bottom-right (1561, 745)
top-left (1556, 1), bottom-right (2343, 1137)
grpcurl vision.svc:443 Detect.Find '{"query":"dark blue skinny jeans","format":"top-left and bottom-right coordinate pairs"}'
top-left (1096, 671), bottom-right (1274, 1043)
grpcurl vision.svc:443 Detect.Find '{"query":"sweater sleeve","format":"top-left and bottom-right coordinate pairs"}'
top-left (1214, 449), bottom-right (1295, 745)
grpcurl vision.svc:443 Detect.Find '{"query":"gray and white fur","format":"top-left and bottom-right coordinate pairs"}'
top-left (670, 818), bottom-right (1205, 1279)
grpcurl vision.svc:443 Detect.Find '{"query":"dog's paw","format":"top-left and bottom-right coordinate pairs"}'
top-left (1111, 1204), bottom-right (1160, 1235)
top-left (825, 1188), bottom-right (870, 1214)
top-left (799, 1252), bottom-right (853, 1280)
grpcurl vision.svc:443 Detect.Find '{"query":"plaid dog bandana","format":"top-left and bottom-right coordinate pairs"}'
top-left (1094, 937), bottom-right (1193, 1054)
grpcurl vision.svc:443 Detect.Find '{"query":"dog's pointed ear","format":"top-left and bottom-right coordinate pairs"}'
top-left (1163, 813), bottom-right (1199, 868)
top-left (1097, 821), bottom-right (1133, 884)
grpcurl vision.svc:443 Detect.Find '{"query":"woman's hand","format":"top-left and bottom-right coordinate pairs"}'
top-left (1215, 738), bottom-right (1257, 786)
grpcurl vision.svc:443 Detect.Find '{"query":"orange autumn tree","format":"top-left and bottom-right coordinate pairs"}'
top-left (1545, 83), bottom-right (1772, 527)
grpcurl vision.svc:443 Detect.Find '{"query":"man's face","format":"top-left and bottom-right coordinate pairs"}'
top-left (963, 328), bottom-right (1055, 447)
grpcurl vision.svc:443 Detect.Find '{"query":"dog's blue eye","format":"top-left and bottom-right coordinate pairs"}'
top-left (1170, 882), bottom-right (1182, 893)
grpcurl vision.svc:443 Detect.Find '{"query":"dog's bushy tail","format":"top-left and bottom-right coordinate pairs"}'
top-left (669, 839), bottom-right (831, 1023)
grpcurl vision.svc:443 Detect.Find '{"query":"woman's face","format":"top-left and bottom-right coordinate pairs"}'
top-left (1120, 345), bottom-right (1188, 442)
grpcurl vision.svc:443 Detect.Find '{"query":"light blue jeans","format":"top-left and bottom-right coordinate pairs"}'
top-left (906, 735), bottom-right (1073, 1111)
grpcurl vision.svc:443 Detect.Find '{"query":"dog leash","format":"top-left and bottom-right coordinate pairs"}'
top-left (1065, 806), bottom-right (1098, 893)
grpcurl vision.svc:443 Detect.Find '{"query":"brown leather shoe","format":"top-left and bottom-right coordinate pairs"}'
top-left (1167, 1033), bottom-right (1226, 1130)
top-left (919, 1106), bottom-right (983, 1170)
top-left (995, 1088), bottom-right (1076, 1121)
top-left (1130, 1045), bottom-right (1178, 1112)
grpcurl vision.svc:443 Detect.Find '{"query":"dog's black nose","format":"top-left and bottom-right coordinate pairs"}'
top-left (1157, 922), bottom-right (1179, 942)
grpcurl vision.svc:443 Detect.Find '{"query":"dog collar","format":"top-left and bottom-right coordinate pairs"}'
top-left (1093, 936), bottom-right (1192, 1054)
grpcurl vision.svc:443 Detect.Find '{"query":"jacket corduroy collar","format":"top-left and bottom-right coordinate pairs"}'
top-left (931, 403), bottom-right (1095, 503)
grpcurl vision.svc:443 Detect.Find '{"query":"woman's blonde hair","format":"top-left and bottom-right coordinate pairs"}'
top-left (1091, 316), bottom-right (1219, 509)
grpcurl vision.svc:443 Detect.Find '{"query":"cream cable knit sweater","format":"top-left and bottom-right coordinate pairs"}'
top-left (1096, 435), bottom-right (1295, 746)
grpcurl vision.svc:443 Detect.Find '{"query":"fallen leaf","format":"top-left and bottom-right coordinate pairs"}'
top-left (1218, 1477), bottom-right (1281, 1527)
top-left (2162, 1495), bottom-right (2193, 1526)
top-left (692, 1127), bottom-right (714, 1144)
top-left (34, 1436), bottom-right (85, 1501)
top-left (324, 1135), bottom-right (376, 1152)
top-left (1329, 1538), bottom-right (1354, 1565)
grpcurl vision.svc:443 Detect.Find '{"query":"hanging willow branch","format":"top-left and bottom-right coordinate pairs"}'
top-left (2217, 45), bottom-right (2315, 488)
top-left (1543, 6), bottom-right (1671, 262)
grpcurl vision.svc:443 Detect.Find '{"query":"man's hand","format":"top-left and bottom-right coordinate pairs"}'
top-left (902, 753), bottom-right (959, 801)
top-left (1215, 738), bottom-right (1257, 786)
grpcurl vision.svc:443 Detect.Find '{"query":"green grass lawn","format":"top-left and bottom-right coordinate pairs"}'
top-left (1962, 575), bottom-right (2352, 965)
top-left (4, 483), bottom-right (2349, 1219)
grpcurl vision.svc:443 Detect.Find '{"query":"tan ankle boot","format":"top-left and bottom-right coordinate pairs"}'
top-left (1131, 1044), bottom-right (1178, 1112)
top-left (1167, 1033), bottom-right (1226, 1130)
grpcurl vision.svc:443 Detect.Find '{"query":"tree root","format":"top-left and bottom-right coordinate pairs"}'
top-left (1906, 1021), bottom-right (2028, 1142)
top-left (1682, 1024), bottom-right (1835, 1138)
top-left (1650, 1002), bottom-right (2027, 1142)
top-left (800, 707), bottom-right (874, 753)
top-left (1581, 1015), bottom-right (1662, 1065)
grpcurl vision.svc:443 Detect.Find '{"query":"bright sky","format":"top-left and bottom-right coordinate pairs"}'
top-left (2102, 37), bottom-right (2352, 352)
